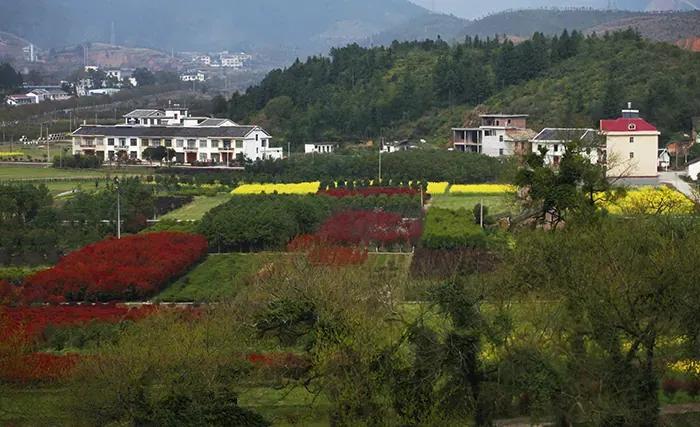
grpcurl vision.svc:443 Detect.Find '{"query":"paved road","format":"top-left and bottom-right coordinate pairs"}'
top-left (659, 171), bottom-right (697, 201)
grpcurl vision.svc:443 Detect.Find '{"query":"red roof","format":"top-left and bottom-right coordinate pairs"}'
top-left (600, 118), bottom-right (657, 133)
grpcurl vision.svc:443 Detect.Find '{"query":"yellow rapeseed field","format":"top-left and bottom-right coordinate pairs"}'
top-left (668, 359), bottom-right (700, 375)
top-left (599, 187), bottom-right (695, 215)
top-left (449, 184), bottom-right (516, 194)
top-left (426, 182), bottom-right (449, 194)
top-left (0, 152), bottom-right (24, 157)
top-left (231, 182), bottom-right (320, 195)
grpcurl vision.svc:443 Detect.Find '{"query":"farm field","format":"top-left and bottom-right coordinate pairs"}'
top-left (0, 165), bottom-right (152, 180)
top-left (159, 194), bottom-right (231, 221)
top-left (431, 193), bottom-right (513, 214)
top-left (155, 253), bottom-right (272, 302)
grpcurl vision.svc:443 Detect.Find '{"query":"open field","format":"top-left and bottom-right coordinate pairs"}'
top-left (155, 253), bottom-right (272, 302)
top-left (159, 194), bottom-right (231, 221)
top-left (0, 165), bottom-right (154, 181)
top-left (0, 142), bottom-right (72, 161)
top-left (431, 193), bottom-right (513, 214)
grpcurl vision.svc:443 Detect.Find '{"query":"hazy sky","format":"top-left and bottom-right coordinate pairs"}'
top-left (409, 0), bottom-right (602, 18)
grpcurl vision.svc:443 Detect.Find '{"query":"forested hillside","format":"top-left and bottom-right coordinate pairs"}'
top-left (222, 30), bottom-right (700, 147)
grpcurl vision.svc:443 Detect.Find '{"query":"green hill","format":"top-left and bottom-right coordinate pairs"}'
top-left (221, 30), bottom-right (700, 147)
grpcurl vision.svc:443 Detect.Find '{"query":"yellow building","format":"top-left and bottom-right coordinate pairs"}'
top-left (600, 106), bottom-right (660, 178)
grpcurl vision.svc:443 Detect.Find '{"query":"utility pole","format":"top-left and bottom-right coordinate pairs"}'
top-left (480, 198), bottom-right (484, 229)
top-left (46, 123), bottom-right (50, 163)
top-left (287, 141), bottom-right (291, 159)
top-left (378, 137), bottom-right (383, 183)
top-left (115, 178), bottom-right (121, 239)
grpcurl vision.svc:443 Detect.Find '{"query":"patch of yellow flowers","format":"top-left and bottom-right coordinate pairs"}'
top-left (449, 184), bottom-right (516, 194)
top-left (232, 182), bottom-right (320, 195)
top-left (426, 182), bottom-right (449, 195)
top-left (0, 152), bottom-right (24, 157)
top-left (668, 360), bottom-right (700, 375)
top-left (599, 187), bottom-right (695, 215)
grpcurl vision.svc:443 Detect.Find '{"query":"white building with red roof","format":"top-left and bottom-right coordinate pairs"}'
top-left (600, 104), bottom-right (660, 178)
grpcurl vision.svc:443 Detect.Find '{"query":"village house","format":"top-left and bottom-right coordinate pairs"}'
top-left (530, 128), bottom-right (599, 166)
top-left (304, 143), bottom-right (338, 154)
top-left (452, 114), bottom-right (535, 157)
top-left (72, 107), bottom-right (281, 164)
top-left (600, 104), bottom-right (660, 178)
top-left (5, 95), bottom-right (35, 106)
top-left (381, 140), bottom-right (420, 153)
top-left (180, 71), bottom-right (206, 82)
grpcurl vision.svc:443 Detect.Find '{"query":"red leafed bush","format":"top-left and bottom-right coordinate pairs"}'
top-left (287, 234), bottom-right (321, 252)
top-left (308, 245), bottom-right (368, 266)
top-left (21, 232), bottom-right (208, 303)
top-left (0, 353), bottom-right (79, 384)
top-left (0, 305), bottom-right (155, 342)
top-left (0, 280), bottom-right (19, 306)
top-left (318, 210), bottom-right (421, 248)
top-left (319, 187), bottom-right (420, 198)
top-left (247, 352), bottom-right (312, 379)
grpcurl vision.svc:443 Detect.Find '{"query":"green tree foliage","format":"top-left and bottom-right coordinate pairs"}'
top-left (133, 67), bottom-right (156, 86)
top-left (422, 208), bottom-right (490, 250)
top-left (52, 153), bottom-right (102, 169)
top-left (245, 150), bottom-right (511, 183)
top-left (0, 62), bottom-right (23, 92)
top-left (505, 217), bottom-right (700, 425)
top-left (224, 29), bottom-right (699, 145)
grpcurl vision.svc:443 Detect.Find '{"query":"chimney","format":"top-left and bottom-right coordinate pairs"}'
top-left (621, 102), bottom-right (639, 119)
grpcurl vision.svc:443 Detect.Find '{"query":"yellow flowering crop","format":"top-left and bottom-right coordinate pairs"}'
top-left (668, 359), bottom-right (700, 375)
top-left (0, 152), bottom-right (24, 157)
top-left (232, 182), bottom-right (320, 195)
top-left (426, 182), bottom-right (449, 194)
top-left (449, 184), bottom-right (516, 194)
top-left (599, 187), bottom-right (695, 215)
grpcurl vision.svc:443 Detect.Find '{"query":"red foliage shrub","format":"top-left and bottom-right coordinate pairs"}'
top-left (0, 353), bottom-right (79, 384)
top-left (0, 305), bottom-right (155, 342)
top-left (319, 187), bottom-right (420, 198)
top-left (308, 245), bottom-right (368, 266)
top-left (317, 210), bottom-right (421, 248)
top-left (287, 234), bottom-right (321, 252)
top-left (247, 352), bottom-right (311, 379)
top-left (21, 232), bottom-right (208, 303)
top-left (662, 378), bottom-right (684, 396)
top-left (0, 280), bottom-right (19, 306)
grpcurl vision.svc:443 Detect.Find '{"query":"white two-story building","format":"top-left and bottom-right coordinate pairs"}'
top-left (452, 114), bottom-right (534, 157)
top-left (72, 107), bottom-right (282, 164)
top-left (530, 128), bottom-right (599, 167)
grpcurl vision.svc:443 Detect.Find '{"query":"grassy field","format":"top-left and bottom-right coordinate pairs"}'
top-left (159, 194), bottom-right (231, 221)
top-left (0, 165), bottom-right (153, 181)
top-left (430, 193), bottom-right (513, 214)
top-left (155, 253), bottom-right (271, 302)
top-left (0, 142), bottom-right (72, 162)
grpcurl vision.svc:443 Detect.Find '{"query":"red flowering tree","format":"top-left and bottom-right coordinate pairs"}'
top-left (21, 232), bottom-right (208, 303)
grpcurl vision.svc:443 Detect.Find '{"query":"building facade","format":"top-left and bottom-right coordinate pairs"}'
top-left (531, 128), bottom-right (599, 166)
top-left (600, 106), bottom-right (660, 178)
top-left (304, 143), bottom-right (337, 154)
top-left (452, 114), bottom-right (533, 157)
top-left (72, 108), bottom-right (282, 164)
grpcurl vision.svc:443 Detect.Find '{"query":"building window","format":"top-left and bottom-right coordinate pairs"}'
top-left (200, 140), bottom-right (207, 148)
top-left (187, 139), bottom-right (196, 149)
top-left (499, 135), bottom-right (504, 142)
top-left (119, 138), bottom-right (126, 147)
top-left (223, 140), bottom-right (231, 149)
top-left (630, 136), bottom-right (635, 143)
top-left (235, 140), bottom-right (243, 149)
top-left (176, 139), bottom-right (184, 148)
top-left (255, 134), bottom-right (259, 141)
top-left (630, 152), bottom-right (635, 159)
top-left (164, 139), bottom-right (172, 148)
top-left (199, 153), bottom-right (207, 161)
top-left (553, 144), bottom-right (559, 152)
top-left (107, 138), bottom-right (115, 146)
top-left (499, 148), bottom-right (504, 156)
top-left (130, 138), bottom-right (137, 146)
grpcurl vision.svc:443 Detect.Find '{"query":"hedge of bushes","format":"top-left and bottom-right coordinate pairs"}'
top-left (198, 194), bottom-right (424, 251)
top-left (421, 208), bottom-right (488, 250)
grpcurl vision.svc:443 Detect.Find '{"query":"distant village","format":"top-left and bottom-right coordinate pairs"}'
top-left (68, 101), bottom-right (700, 181)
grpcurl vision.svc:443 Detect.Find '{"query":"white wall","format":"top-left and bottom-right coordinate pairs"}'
top-left (606, 132), bottom-right (659, 178)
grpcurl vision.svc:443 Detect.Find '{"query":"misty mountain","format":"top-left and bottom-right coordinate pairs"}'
top-left (0, 0), bottom-right (427, 56)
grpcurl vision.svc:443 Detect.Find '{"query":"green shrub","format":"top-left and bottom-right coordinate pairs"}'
top-left (422, 208), bottom-right (489, 250)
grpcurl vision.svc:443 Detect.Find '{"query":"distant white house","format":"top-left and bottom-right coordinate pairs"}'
top-left (72, 106), bottom-right (281, 164)
top-left (381, 140), bottom-right (419, 153)
top-left (181, 71), bottom-right (206, 82)
top-left (687, 158), bottom-right (700, 180)
top-left (452, 114), bottom-right (534, 157)
top-left (658, 148), bottom-right (671, 171)
top-left (304, 143), bottom-right (337, 154)
top-left (5, 95), bottom-right (35, 106)
top-left (530, 128), bottom-right (599, 166)
top-left (88, 88), bottom-right (121, 96)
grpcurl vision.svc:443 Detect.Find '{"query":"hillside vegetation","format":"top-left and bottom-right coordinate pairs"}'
top-left (222, 30), bottom-right (700, 146)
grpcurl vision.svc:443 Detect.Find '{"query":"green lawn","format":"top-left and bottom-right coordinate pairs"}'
top-left (430, 193), bottom-right (513, 214)
top-left (159, 194), bottom-right (231, 221)
top-left (155, 253), bottom-right (270, 302)
top-left (0, 165), bottom-right (152, 181)
top-left (0, 387), bottom-right (73, 426)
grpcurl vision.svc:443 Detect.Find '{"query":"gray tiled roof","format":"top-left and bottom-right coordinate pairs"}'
top-left (72, 125), bottom-right (261, 138)
top-left (532, 128), bottom-right (596, 142)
